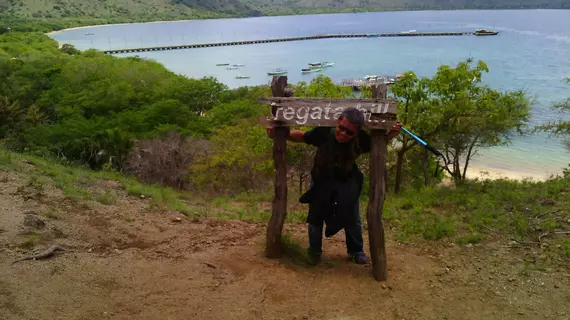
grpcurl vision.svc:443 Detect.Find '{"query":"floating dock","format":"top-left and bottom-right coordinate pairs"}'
top-left (103, 30), bottom-right (495, 55)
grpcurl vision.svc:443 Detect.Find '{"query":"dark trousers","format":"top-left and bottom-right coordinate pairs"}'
top-left (308, 202), bottom-right (364, 255)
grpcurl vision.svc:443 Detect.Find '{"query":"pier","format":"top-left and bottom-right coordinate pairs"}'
top-left (103, 30), bottom-right (494, 55)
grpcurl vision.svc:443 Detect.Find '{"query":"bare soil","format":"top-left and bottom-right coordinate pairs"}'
top-left (1, 168), bottom-right (569, 320)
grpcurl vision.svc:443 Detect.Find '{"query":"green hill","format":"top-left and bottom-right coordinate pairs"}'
top-left (1, 0), bottom-right (569, 21)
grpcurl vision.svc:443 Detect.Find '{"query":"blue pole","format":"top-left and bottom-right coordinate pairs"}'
top-left (400, 126), bottom-right (443, 157)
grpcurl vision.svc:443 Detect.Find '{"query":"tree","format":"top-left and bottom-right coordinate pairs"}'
top-left (430, 59), bottom-right (532, 181)
top-left (389, 71), bottom-right (435, 193)
top-left (535, 78), bottom-right (570, 151)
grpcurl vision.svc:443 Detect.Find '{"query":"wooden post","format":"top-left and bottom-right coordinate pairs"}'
top-left (265, 76), bottom-right (292, 258)
top-left (367, 84), bottom-right (389, 281)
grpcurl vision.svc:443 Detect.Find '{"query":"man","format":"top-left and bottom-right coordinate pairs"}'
top-left (267, 107), bottom-right (402, 265)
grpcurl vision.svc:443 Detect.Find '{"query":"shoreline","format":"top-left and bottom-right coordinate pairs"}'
top-left (44, 7), bottom-right (554, 36)
top-left (46, 20), bottom-right (187, 35)
top-left (463, 164), bottom-right (559, 182)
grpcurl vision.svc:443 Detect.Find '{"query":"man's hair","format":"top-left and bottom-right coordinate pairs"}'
top-left (339, 107), bottom-right (365, 130)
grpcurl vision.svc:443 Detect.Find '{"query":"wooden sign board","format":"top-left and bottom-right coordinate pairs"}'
top-left (258, 97), bottom-right (398, 130)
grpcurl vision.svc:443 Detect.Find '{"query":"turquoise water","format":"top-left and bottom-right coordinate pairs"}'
top-left (49, 9), bottom-right (570, 177)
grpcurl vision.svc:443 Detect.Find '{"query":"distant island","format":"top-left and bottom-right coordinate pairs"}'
top-left (1, 0), bottom-right (569, 27)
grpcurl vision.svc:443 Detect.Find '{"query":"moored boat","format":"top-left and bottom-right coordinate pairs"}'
top-left (216, 63), bottom-right (230, 66)
top-left (475, 29), bottom-right (499, 36)
top-left (268, 68), bottom-right (287, 75)
top-left (302, 67), bottom-right (323, 74)
top-left (308, 61), bottom-right (334, 68)
top-left (236, 75), bottom-right (250, 79)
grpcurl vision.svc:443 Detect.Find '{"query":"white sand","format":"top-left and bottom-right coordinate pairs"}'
top-left (463, 165), bottom-right (558, 182)
top-left (46, 19), bottom-right (194, 36)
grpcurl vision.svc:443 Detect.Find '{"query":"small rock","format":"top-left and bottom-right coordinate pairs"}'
top-left (114, 249), bottom-right (120, 254)
top-left (554, 284), bottom-right (560, 288)
top-left (172, 217), bottom-right (182, 223)
top-left (381, 284), bottom-right (387, 289)
top-left (508, 278), bottom-right (515, 282)
top-left (88, 248), bottom-right (93, 253)
top-left (140, 195), bottom-right (145, 199)
top-left (23, 214), bottom-right (46, 229)
top-left (518, 311), bottom-right (524, 315)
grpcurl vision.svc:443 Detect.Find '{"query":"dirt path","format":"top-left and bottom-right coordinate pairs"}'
top-left (1, 169), bottom-right (569, 320)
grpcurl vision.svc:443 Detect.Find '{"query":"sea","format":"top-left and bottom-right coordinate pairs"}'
top-left (49, 9), bottom-right (570, 178)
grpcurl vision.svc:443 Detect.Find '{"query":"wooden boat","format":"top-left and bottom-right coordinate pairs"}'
top-left (302, 68), bottom-right (323, 74)
top-left (268, 69), bottom-right (287, 75)
top-left (216, 63), bottom-right (230, 66)
top-left (308, 61), bottom-right (334, 68)
top-left (475, 29), bottom-right (499, 36)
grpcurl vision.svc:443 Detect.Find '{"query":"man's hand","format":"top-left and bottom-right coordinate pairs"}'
top-left (387, 121), bottom-right (402, 139)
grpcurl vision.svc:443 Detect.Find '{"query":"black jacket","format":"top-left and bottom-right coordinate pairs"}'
top-left (299, 127), bottom-right (369, 236)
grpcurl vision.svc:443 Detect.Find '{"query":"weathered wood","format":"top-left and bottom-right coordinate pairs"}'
top-left (371, 83), bottom-right (388, 99)
top-left (259, 97), bottom-right (397, 125)
top-left (366, 131), bottom-right (389, 281)
top-left (367, 82), bottom-right (389, 281)
top-left (265, 76), bottom-right (290, 258)
top-left (257, 117), bottom-right (397, 131)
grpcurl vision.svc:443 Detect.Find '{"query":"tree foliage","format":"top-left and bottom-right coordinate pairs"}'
top-left (0, 32), bottom-right (535, 194)
top-left (390, 59), bottom-right (532, 187)
top-left (535, 78), bottom-right (570, 151)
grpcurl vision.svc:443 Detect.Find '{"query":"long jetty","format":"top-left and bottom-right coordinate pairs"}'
top-left (103, 31), bottom-right (492, 55)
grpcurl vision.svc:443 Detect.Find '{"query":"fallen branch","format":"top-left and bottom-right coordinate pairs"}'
top-left (538, 232), bottom-right (550, 243)
top-left (12, 245), bottom-right (67, 265)
top-left (203, 262), bottom-right (217, 269)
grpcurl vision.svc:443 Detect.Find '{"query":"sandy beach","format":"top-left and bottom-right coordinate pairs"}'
top-left (46, 19), bottom-right (191, 35)
top-left (463, 164), bottom-right (557, 182)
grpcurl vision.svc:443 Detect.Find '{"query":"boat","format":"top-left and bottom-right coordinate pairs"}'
top-left (308, 61), bottom-right (334, 68)
top-left (267, 69), bottom-right (287, 75)
top-left (216, 63), bottom-right (230, 66)
top-left (232, 64), bottom-right (245, 67)
top-left (236, 75), bottom-right (250, 79)
top-left (400, 30), bottom-right (417, 34)
top-left (226, 66), bottom-right (239, 70)
top-left (302, 68), bottom-right (323, 74)
top-left (85, 33), bottom-right (94, 36)
top-left (475, 29), bottom-right (499, 36)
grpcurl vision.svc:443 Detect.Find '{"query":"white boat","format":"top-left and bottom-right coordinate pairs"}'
top-left (232, 64), bottom-right (245, 67)
top-left (302, 68), bottom-right (323, 74)
top-left (308, 61), bottom-right (334, 68)
top-left (268, 68), bottom-right (287, 75)
top-left (236, 75), bottom-right (250, 79)
top-left (226, 66), bottom-right (238, 70)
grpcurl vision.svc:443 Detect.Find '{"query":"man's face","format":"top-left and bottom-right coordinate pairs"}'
top-left (335, 117), bottom-right (359, 143)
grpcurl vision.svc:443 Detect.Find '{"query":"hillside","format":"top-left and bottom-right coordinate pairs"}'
top-left (1, 0), bottom-right (568, 20)
top-left (1, 147), bottom-right (570, 319)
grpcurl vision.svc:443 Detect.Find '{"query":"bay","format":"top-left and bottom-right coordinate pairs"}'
top-left (49, 9), bottom-right (570, 177)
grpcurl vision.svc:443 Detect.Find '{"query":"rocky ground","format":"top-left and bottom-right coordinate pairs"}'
top-left (1, 164), bottom-right (569, 320)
